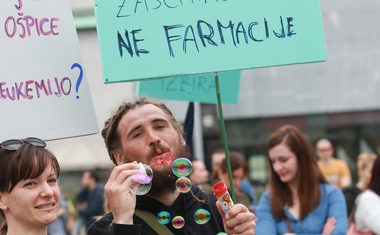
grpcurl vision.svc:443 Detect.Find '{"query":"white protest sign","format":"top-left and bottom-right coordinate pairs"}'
top-left (0, 0), bottom-right (98, 141)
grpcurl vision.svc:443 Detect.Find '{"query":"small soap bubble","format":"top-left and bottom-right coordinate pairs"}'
top-left (128, 163), bottom-right (153, 195)
top-left (175, 177), bottom-right (192, 193)
top-left (157, 211), bottom-right (171, 225)
top-left (194, 209), bottom-right (211, 225)
top-left (172, 216), bottom-right (185, 229)
top-left (172, 158), bottom-right (192, 177)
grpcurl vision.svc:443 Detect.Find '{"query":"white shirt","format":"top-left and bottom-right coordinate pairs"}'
top-left (355, 189), bottom-right (380, 233)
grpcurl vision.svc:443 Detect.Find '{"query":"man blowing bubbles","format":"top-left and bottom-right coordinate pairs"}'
top-left (87, 97), bottom-right (256, 235)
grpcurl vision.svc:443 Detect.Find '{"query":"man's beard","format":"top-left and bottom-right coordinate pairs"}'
top-left (147, 144), bottom-right (190, 197)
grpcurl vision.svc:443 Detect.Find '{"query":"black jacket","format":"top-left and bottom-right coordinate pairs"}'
top-left (88, 185), bottom-right (225, 235)
top-left (342, 184), bottom-right (361, 216)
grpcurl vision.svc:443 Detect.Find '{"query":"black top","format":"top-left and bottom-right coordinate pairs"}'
top-left (88, 185), bottom-right (225, 235)
top-left (341, 184), bottom-right (361, 217)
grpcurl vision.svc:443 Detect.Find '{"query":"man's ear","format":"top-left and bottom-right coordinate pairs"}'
top-left (113, 149), bottom-right (125, 165)
top-left (178, 131), bottom-right (186, 147)
top-left (0, 194), bottom-right (8, 211)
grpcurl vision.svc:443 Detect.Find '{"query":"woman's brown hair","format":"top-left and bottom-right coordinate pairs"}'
top-left (267, 125), bottom-right (327, 220)
top-left (367, 155), bottom-right (380, 196)
top-left (0, 142), bottom-right (60, 234)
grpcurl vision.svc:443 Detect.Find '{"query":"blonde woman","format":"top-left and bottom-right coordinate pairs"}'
top-left (354, 155), bottom-right (380, 234)
top-left (342, 153), bottom-right (376, 216)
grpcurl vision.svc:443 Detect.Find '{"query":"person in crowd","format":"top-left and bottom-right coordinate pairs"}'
top-left (48, 181), bottom-right (69, 235)
top-left (316, 138), bottom-right (352, 189)
top-left (211, 148), bottom-right (257, 206)
top-left (78, 171), bottom-right (104, 231)
top-left (0, 137), bottom-right (61, 235)
top-left (74, 182), bottom-right (89, 234)
top-left (217, 151), bottom-right (253, 208)
top-left (87, 97), bottom-right (256, 235)
top-left (354, 154), bottom-right (380, 234)
top-left (256, 125), bottom-right (347, 234)
top-left (342, 153), bottom-right (376, 216)
top-left (189, 158), bottom-right (212, 193)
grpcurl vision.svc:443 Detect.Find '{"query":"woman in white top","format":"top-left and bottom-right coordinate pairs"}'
top-left (355, 154), bottom-right (380, 234)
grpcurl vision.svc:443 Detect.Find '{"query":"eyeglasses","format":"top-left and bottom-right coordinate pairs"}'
top-left (0, 137), bottom-right (46, 151)
top-left (317, 147), bottom-right (332, 152)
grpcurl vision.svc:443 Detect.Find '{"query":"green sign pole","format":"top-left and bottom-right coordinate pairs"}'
top-left (214, 72), bottom-right (236, 204)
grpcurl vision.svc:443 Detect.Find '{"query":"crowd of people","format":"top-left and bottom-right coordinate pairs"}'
top-left (2, 97), bottom-right (380, 235)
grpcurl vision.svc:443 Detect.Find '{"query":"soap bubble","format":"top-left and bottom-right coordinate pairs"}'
top-left (157, 211), bottom-right (171, 225)
top-left (172, 215), bottom-right (185, 229)
top-left (194, 209), bottom-right (211, 225)
top-left (175, 177), bottom-right (192, 193)
top-left (171, 158), bottom-right (192, 177)
top-left (128, 163), bottom-right (153, 195)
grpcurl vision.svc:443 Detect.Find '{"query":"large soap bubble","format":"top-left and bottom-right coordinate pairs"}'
top-left (128, 163), bottom-right (153, 195)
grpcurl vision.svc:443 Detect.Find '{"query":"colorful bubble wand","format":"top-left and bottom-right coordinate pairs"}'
top-left (149, 152), bottom-right (174, 167)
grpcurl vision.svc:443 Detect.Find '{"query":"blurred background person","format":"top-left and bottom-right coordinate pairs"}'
top-left (342, 153), bottom-right (376, 217)
top-left (72, 178), bottom-right (89, 235)
top-left (48, 181), bottom-right (70, 235)
top-left (256, 125), bottom-right (347, 234)
top-left (211, 148), bottom-right (256, 207)
top-left (189, 158), bottom-right (212, 193)
top-left (354, 154), bottom-right (380, 234)
top-left (316, 138), bottom-right (352, 189)
top-left (77, 171), bottom-right (104, 231)
top-left (217, 151), bottom-right (253, 208)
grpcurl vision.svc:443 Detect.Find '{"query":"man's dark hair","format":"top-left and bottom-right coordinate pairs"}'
top-left (101, 97), bottom-right (183, 165)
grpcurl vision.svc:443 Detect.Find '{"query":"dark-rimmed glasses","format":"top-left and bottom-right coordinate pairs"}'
top-left (0, 137), bottom-right (46, 151)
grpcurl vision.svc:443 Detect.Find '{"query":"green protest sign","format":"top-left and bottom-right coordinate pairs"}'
top-left (137, 70), bottom-right (241, 104)
top-left (94, 0), bottom-right (326, 83)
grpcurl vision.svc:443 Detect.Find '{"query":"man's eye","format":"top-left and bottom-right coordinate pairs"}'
top-left (133, 132), bottom-right (142, 138)
top-left (155, 125), bottom-right (164, 130)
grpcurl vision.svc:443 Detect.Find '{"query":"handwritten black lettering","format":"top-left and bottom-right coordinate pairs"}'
top-left (117, 29), bottom-right (149, 58)
top-left (163, 16), bottom-right (296, 57)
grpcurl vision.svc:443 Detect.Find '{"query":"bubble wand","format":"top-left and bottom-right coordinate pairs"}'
top-left (214, 72), bottom-right (236, 204)
top-left (149, 152), bottom-right (174, 167)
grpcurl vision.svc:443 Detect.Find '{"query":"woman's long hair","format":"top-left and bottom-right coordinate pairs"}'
top-left (367, 155), bottom-right (380, 195)
top-left (267, 125), bottom-right (327, 220)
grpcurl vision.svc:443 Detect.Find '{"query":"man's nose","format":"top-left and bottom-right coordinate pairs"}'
top-left (147, 130), bottom-right (161, 146)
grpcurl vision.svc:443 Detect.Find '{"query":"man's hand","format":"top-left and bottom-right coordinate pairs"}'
top-left (105, 162), bottom-right (138, 225)
top-left (216, 202), bottom-right (256, 235)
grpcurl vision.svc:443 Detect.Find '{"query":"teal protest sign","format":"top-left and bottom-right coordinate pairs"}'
top-left (94, 0), bottom-right (326, 83)
top-left (137, 70), bottom-right (241, 104)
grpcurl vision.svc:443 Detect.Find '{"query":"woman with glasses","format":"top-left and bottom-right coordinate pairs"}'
top-left (256, 125), bottom-right (348, 235)
top-left (0, 138), bottom-right (61, 235)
